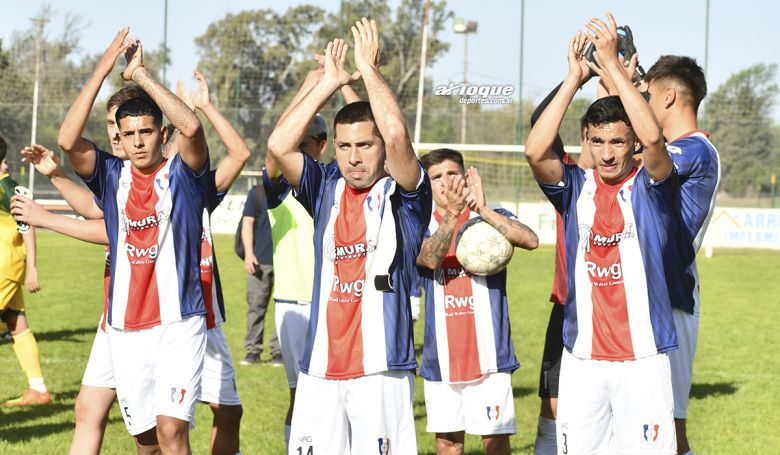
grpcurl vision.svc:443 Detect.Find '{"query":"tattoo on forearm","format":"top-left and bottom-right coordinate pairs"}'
top-left (134, 70), bottom-right (196, 133)
top-left (418, 213), bottom-right (457, 266)
top-left (508, 218), bottom-right (536, 237)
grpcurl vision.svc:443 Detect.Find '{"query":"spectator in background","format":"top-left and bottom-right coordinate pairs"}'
top-left (240, 183), bottom-right (281, 365)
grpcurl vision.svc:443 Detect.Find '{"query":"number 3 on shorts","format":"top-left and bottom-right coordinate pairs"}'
top-left (561, 432), bottom-right (568, 454)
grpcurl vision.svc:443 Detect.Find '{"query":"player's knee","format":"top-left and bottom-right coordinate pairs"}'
top-left (155, 417), bottom-right (189, 446)
top-left (74, 394), bottom-right (108, 429)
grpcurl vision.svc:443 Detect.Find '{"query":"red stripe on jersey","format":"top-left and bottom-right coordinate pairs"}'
top-left (200, 228), bottom-right (216, 329)
top-left (122, 162), bottom-right (165, 328)
top-left (585, 171), bottom-right (636, 360)
top-left (325, 186), bottom-right (370, 379)
top-left (101, 247), bottom-right (110, 332)
top-left (437, 210), bottom-right (482, 382)
top-left (550, 153), bottom-right (577, 305)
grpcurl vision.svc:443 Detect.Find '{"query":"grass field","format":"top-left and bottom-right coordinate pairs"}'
top-left (1, 231), bottom-right (779, 454)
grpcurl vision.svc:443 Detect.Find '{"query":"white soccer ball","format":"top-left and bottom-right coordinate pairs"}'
top-left (455, 218), bottom-right (514, 276)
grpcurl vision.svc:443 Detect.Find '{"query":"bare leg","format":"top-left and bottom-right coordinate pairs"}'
top-left (209, 402), bottom-right (243, 455)
top-left (675, 418), bottom-right (690, 454)
top-left (68, 385), bottom-right (115, 455)
top-left (134, 427), bottom-right (161, 455)
top-left (482, 434), bottom-right (511, 455)
top-left (156, 415), bottom-right (190, 455)
top-left (435, 431), bottom-right (465, 455)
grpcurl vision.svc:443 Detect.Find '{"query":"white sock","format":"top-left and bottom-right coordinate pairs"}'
top-left (534, 416), bottom-right (557, 455)
top-left (284, 424), bottom-right (291, 451)
top-left (28, 377), bottom-right (47, 393)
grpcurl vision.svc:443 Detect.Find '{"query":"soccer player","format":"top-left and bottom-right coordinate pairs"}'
top-left (0, 135), bottom-right (47, 407)
top-left (267, 19), bottom-right (431, 454)
top-left (525, 15), bottom-right (679, 454)
top-left (416, 149), bottom-right (538, 455)
top-left (262, 56), bottom-right (361, 449)
top-left (644, 56), bottom-right (720, 455)
top-left (58, 28), bottom-right (209, 454)
top-left (15, 70), bottom-right (249, 453)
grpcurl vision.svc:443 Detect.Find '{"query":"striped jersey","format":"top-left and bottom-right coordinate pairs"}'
top-left (539, 164), bottom-right (680, 361)
top-left (549, 153), bottom-right (577, 305)
top-left (294, 154), bottom-right (432, 379)
top-left (83, 149), bottom-right (209, 330)
top-left (664, 131), bottom-right (720, 314)
top-left (419, 209), bottom-right (519, 384)
top-left (99, 170), bottom-right (225, 331)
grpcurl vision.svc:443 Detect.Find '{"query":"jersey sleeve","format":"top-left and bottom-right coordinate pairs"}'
top-left (294, 152), bottom-right (332, 217)
top-left (169, 152), bottom-right (211, 201)
top-left (80, 147), bottom-right (124, 211)
top-left (262, 169), bottom-right (291, 210)
top-left (204, 170), bottom-right (224, 214)
top-left (242, 187), bottom-right (257, 217)
top-left (397, 163), bottom-right (433, 293)
top-left (669, 138), bottom-right (719, 240)
top-left (537, 162), bottom-right (584, 215)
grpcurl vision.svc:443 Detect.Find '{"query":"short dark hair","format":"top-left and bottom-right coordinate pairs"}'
top-left (115, 96), bottom-right (163, 127)
top-left (582, 96), bottom-right (632, 132)
top-left (0, 135), bottom-right (7, 163)
top-left (107, 85), bottom-right (148, 112)
top-left (645, 55), bottom-right (707, 110)
top-left (333, 101), bottom-right (376, 132)
top-left (421, 148), bottom-right (464, 171)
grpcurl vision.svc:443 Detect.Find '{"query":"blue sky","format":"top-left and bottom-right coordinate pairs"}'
top-left (2, 0), bottom-right (779, 121)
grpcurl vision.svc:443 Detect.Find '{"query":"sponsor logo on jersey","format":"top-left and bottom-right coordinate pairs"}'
top-left (444, 294), bottom-right (476, 312)
top-left (170, 387), bottom-right (186, 404)
top-left (377, 437), bottom-right (390, 455)
top-left (331, 276), bottom-right (365, 298)
top-left (125, 242), bottom-right (159, 260)
top-left (486, 405), bottom-right (501, 421)
top-left (434, 266), bottom-right (468, 284)
top-left (119, 209), bottom-right (169, 232)
top-left (584, 261), bottom-right (623, 282)
top-left (578, 223), bottom-right (635, 252)
top-left (643, 423), bottom-right (660, 443)
top-left (324, 237), bottom-right (377, 262)
top-left (366, 193), bottom-right (383, 212)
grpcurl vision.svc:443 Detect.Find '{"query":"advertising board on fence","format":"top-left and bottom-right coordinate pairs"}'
top-left (210, 197), bottom-right (780, 250)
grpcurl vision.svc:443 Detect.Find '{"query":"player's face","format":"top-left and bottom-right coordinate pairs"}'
top-left (0, 159), bottom-right (8, 174)
top-left (299, 135), bottom-right (326, 161)
top-left (426, 159), bottom-right (465, 209)
top-left (106, 107), bottom-right (127, 159)
top-left (587, 121), bottom-right (638, 184)
top-left (645, 81), bottom-right (668, 129)
top-left (333, 121), bottom-right (387, 189)
top-left (118, 115), bottom-right (165, 172)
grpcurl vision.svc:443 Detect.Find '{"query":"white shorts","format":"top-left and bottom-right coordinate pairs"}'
top-left (82, 320), bottom-right (115, 389)
top-left (424, 372), bottom-right (516, 436)
top-left (108, 316), bottom-right (206, 436)
top-left (274, 300), bottom-right (311, 388)
top-left (200, 325), bottom-right (241, 406)
top-left (669, 308), bottom-right (699, 419)
top-left (556, 350), bottom-right (676, 455)
top-left (289, 370), bottom-right (417, 455)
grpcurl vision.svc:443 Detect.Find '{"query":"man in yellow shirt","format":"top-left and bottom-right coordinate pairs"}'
top-left (0, 135), bottom-right (48, 406)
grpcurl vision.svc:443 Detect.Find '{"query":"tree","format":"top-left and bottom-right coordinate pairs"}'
top-left (706, 64), bottom-right (779, 195)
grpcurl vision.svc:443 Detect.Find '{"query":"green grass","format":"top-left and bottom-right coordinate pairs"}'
top-left (1, 232), bottom-right (779, 454)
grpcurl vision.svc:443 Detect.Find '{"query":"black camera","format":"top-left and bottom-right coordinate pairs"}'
top-left (583, 25), bottom-right (646, 83)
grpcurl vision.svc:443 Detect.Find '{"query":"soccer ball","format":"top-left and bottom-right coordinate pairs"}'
top-left (455, 218), bottom-right (514, 276)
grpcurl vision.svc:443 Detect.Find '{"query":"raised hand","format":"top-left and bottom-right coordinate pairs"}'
top-left (189, 70), bottom-right (212, 110)
top-left (322, 39), bottom-right (359, 88)
top-left (176, 80), bottom-right (196, 111)
top-left (351, 17), bottom-right (381, 74)
top-left (566, 31), bottom-right (591, 87)
top-left (95, 27), bottom-right (131, 78)
top-left (123, 39), bottom-right (144, 81)
top-left (441, 174), bottom-right (468, 217)
top-left (20, 144), bottom-right (61, 178)
top-left (465, 166), bottom-right (486, 212)
top-left (583, 13), bottom-right (620, 70)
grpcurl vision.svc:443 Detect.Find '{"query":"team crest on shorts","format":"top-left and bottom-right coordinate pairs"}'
top-left (486, 405), bottom-right (500, 421)
top-left (170, 387), bottom-right (187, 404)
top-left (642, 423), bottom-right (660, 443)
top-left (377, 437), bottom-right (390, 454)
